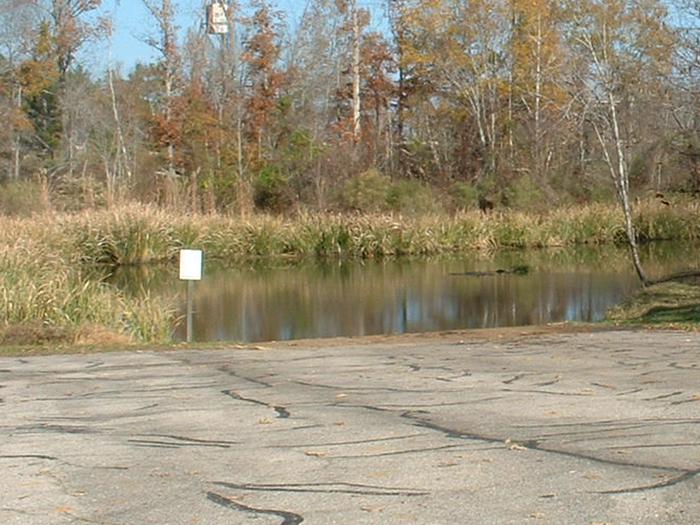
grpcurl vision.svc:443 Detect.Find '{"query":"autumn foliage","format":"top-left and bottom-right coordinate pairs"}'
top-left (0, 0), bottom-right (697, 215)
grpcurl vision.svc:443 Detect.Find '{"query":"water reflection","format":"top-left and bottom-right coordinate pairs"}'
top-left (111, 242), bottom-right (699, 343)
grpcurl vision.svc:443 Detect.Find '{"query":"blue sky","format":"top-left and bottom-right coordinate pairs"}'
top-left (83, 0), bottom-right (388, 75)
top-left (83, 0), bottom-right (301, 73)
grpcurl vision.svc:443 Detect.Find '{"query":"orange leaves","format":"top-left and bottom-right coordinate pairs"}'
top-left (361, 32), bottom-right (396, 113)
top-left (18, 59), bottom-right (59, 98)
top-left (242, 1), bottom-right (286, 160)
top-left (149, 83), bottom-right (221, 171)
top-left (17, 25), bottom-right (60, 98)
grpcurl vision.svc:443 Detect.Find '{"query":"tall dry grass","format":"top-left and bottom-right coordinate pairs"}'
top-left (65, 200), bottom-right (700, 263)
top-left (2, 199), bottom-right (699, 345)
top-left (0, 213), bottom-right (175, 345)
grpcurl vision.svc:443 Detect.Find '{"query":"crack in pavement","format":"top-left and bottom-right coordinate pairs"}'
top-left (331, 401), bottom-right (700, 493)
top-left (604, 442), bottom-right (700, 450)
top-left (645, 391), bottom-right (684, 401)
top-left (138, 434), bottom-right (239, 446)
top-left (12, 424), bottom-right (99, 435)
top-left (0, 454), bottom-right (58, 461)
top-left (216, 365), bottom-right (274, 388)
top-left (333, 443), bottom-right (467, 459)
top-left (616, 388), bottom-right (644, 396)
top-left (207, 491), bottom-right (304, 525)
top-left (598, 469), bottom-right (700, 494)
top-left (127, 441), bottom-right (182, 449)
top-left (213, 481), bottom-right (429, 497)
top-left (671, 397), bottom-right (700, 406)
top-left (30, 382), bottom-right (219, 402)
top-left (222, 390), bottom-right (290, 418)
top-left (277, 432), bottom-right (428, 448)
top-left (128, 435), bottom-right (236, 449)
top-left (515, 418), bottom-right (700, 430)
top-left (501, 387), bottom-right (593, 397)
top-left (400, 412), bottom-right (699, 482)
top-left (503, 373), bottom-right (527, 385)
top-left (290, 380), bottom-right (435, 394)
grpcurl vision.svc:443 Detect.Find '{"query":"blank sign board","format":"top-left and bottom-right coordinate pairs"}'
top-left (179, 249), bottom-right (203, 280)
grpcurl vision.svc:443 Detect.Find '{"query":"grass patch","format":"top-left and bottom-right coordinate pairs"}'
top-left (607, 282), bottom-right (700, 328)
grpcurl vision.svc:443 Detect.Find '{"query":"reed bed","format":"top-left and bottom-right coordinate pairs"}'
top-left (1, 219), bottom-right (175, 345)
top-left (61, 200), bottom-right (700, 264)
top-left (2, 199), bottom-right (699, 345)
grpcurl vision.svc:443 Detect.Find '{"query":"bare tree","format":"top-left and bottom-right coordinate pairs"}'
top-left (0, 0), bottom-right (40, 180)
top-left (142, 0), bottom-right (181, 180)
top-left (568, 0), bottom-right (674, 285)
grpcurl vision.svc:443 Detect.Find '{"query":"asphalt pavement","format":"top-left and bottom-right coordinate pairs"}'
top-left (1, 328), bottom-right (699, 524)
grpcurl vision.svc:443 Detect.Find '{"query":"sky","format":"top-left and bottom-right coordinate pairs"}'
top-left (83, 0), bottom-right (389, 75)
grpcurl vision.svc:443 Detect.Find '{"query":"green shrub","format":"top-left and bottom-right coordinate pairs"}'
top-left (450, 182), bottom-right (480, 210)
top-left (504, 175), bottom-right (547, 212)
top-left (387, 180), bottom-right (441, 214)
top-left (253, 165), bottom-right (292, 213)
top-left (337, 168), bottom-right (390, 212)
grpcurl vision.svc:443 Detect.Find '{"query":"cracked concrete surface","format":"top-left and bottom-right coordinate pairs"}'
top-left (1, 328), bottom-right (699, 524)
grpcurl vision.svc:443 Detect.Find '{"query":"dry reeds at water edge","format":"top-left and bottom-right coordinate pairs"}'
top-left (0, 215), bottom-right (174, 346)
top-left (45, 200), bottom-right (700, 264)
top-left (1, 200), bottom-right (700, 346)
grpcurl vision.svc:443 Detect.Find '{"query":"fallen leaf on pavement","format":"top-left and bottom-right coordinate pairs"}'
top-left (505, 438), bottom-right (527, 451)
top-left (305, 451), bottom-right (327, 457)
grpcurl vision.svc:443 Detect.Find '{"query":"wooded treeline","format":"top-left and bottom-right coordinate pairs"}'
top-left (2, 0), bottom-right (700, 215)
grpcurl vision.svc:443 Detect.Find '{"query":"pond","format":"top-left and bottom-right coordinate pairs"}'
top-left (112, 242), bottom-right (699, 343)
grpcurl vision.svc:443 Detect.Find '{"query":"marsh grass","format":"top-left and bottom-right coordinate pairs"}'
top-left (3, 199), bottom-right (700, 345)
top-left (1, 220), bottom-right (176, 345)
top-left (26, 200), bottom-right (698, 266)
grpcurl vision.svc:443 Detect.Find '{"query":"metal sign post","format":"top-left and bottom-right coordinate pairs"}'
top-left (179, 249), bottom-right (203, 343)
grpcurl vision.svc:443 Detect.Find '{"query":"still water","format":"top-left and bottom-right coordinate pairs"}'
top-left (113, 243), bottom-right (698, 343)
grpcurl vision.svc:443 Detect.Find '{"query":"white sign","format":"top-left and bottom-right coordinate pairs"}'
top-left (207, 3), bottom-right (229, 34)
top-left (179, 249), bottom-right (203, 281)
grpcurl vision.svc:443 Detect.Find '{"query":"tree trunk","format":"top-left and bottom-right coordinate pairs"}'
top-left (609, 93), bottom-right (648, 285)
top-left (11, 84), bottom-right (22, 180)
top-left (351, 0), bottom-right (361, 145)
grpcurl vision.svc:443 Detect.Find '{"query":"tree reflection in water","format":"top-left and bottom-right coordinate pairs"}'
top-left (112, 242), bottom-right (697, 342)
